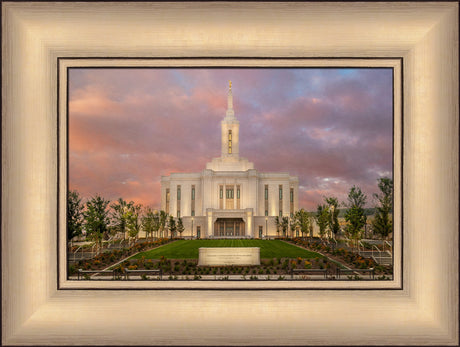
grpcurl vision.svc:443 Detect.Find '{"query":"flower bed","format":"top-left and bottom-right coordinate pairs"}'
top-left (68, 238), bottom-right (172, 275)
top-left (290, 238), bottom-right (393, 276)
top-left (110, 255), bottom-right (341, 279)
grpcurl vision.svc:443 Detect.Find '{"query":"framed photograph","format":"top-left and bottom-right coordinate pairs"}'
top-left (2, 2), bottom-right (458, 345)
top-left (60, 59), bottom-right (401, 290)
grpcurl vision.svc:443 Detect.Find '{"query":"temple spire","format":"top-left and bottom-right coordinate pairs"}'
top-left (226, 80), bottom-right (234, 117)
top-left (221, 81), bottom-right (239, 159)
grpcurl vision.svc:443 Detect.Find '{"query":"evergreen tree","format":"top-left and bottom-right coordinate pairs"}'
top-left (142, 207), bottom-right (160, 241)
top-left (274, 216), bottom-right (281, 237)
top-left (126, 203), bottom-right (142, 242)
top-left (344, 186), bottom-right (367, 249)
top-left (294, 209), bottom-right (310, 240)
top-left (168, 215), bottom-right (176, 239)
top-left (324, 196), bottom-right (340, 238)
top-left (110, 198), bottom-right (133, 240)
top-left (372, 178), bottom-right (393, 240)
top-left (177, 217), bottom-right (185, 238)
top-left (316, 204), bottom-right (329, 240)
top-left (67, 190), bottom-right (84, 240)
top-left (84, 195), bottom-right (111, 253)
top-left (158, 211), bottom-right (168, 238)
top-left (281, 216), bottom-right (289, 237)
top-left (290, 216), bottom-right (298, 238)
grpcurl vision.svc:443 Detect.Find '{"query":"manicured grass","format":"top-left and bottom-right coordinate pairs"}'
top-left (130, 239), bottom-right (323, 260)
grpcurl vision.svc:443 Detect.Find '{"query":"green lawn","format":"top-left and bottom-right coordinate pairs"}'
top-left (129, 239), bottom-right (323, 260)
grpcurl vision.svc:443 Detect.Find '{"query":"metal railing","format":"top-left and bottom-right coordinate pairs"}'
top-left (358, 240), bottom-right (365, 256)
top-left (72, 245), bottom-right (83, 263)
top-left (71, 243), bottom-right (97, 262)
top-left (330, 237), bottom-right (338, 248)
top-left (91, 243), bottom-right (97, 256)
top-left (372, 245), bottom-right (382, 263)
top-left (384, 240), bottom-right (392, 255)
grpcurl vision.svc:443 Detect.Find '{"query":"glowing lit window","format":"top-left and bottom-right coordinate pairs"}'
top-left (226, 189), bottom-right (234, 199)
top-left (228, 130), bottom-right (232, 154)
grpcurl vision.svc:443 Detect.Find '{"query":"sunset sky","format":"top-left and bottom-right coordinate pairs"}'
top-left (68, 67), bottom-right (393, 211)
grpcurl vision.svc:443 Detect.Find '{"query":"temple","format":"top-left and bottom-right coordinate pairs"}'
top-left (160, 82), bottom-right (299, 238)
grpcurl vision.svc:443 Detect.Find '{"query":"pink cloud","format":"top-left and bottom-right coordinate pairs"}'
top-left (68, 68), bottom-right (393, 211)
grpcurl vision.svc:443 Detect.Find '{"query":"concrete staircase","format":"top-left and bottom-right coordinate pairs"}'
top-left (372, 252), bottom-right (392, 265)
top-left (358, 250), bottom-right (392, 265)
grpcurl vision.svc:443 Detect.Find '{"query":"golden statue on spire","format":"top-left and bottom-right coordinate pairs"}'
top-left (229, 80), bottom-right (232, 90)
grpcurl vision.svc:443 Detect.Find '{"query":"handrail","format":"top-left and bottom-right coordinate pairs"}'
top-left (72, 245), bottom-right (83, 262)
top-left (358, 240), bottom-right (365, 256)
top-left (91, 243), bottom-right (97, 256)
top-left (384, 240), bottom-right (392, 254)
top-left (347, 238), bottom-right (354, 248)
top-left (105, 235), bottom-right (114, 249)
top-left (372, 245), bottom-right (381, 263)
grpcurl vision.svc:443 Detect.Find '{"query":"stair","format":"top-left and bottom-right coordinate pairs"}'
top-left (371, 252), bottom-right (392, 265)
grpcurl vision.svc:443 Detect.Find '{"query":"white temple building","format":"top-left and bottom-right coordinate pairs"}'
top-left (160, 82), bottom-right (299, 238)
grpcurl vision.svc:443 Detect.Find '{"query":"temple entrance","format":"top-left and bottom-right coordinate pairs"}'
top-left (214, 218), bottom-right (245, 237)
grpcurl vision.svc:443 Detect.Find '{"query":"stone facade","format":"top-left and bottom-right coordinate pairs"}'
top-left (161, 82), bottom-right (299, 238)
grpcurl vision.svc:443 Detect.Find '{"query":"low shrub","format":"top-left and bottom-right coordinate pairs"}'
top-left (145, 260), bottom-right (153, 269)
top-left (68, 264), bottom-right (77, 275)
top-left (297, 257), bottom-right (302, 264)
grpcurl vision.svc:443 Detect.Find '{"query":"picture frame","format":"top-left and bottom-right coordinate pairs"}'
top-left (2, 2), bottom-right (458, 345)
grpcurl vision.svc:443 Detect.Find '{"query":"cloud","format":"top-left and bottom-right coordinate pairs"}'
top-left (69, 68), bottom-right (393, 211)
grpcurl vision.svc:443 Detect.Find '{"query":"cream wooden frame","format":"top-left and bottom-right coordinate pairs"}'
top-left (2, 2), bottom-right (458, 345)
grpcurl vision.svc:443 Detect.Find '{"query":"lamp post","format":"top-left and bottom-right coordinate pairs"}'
top-left (265, 217), bottom-right (268, 239)
top-left (153, 209), bottom-right (158, 240)
top-left (191, 217), bottom-right (194, 240)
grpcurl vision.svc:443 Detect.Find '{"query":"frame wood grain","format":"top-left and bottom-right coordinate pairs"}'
top-left (2, 2), bottom-right (458, 345)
